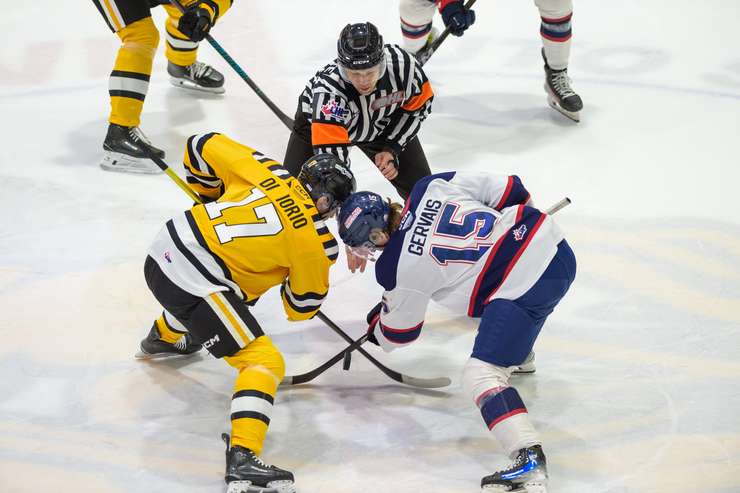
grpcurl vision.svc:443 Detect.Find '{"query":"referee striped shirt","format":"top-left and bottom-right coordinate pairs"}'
top-left (299, 44), bottom-right (434, 164)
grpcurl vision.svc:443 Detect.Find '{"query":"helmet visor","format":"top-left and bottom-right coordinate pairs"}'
top-left (338, 55), bottom-right (387, 90)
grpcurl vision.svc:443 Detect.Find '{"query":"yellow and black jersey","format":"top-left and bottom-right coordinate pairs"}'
top-left (148, 133), bottom-right (338, 321)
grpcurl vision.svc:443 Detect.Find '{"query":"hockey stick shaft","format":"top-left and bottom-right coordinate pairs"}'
top-left (149, 153), bottom-right (204, 204)
top-left (315, 311), bottom-right (451, 388)
top-left (421, 0), bottom-right (478, 67)
top-left (168, 0), bottom-right (294, 130)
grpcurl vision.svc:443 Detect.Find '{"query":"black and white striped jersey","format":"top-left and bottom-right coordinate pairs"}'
top-left (299, 44), bottom-right (434, 164)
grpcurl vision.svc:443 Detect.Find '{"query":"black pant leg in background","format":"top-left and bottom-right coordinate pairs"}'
top-left (360, 136), bottom-right (431, 200)
top-left (283, 104), bottom-right (313, 177)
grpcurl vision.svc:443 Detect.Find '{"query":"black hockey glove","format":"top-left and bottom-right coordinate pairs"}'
top-left (177, 4), bottom-right (213, 42)
top-left (441, 1), bottom-right (476, 37)
top-left (366, 302), bottom-right (383, 346)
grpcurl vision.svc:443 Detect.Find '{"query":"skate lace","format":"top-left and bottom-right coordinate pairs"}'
top-left (128, 127), bottom-right (153, 146)
top-left (248, 451), bottom-right (269, 468)
top-left (550, 70), bottom-right (575, 98)
top-left (174, 336), bottom-right (187, 351)
top-left (189, 61), bottom-right (213, 79)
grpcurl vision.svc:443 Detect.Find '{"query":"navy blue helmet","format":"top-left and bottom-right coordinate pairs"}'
top-left (338, 191), bottom-right (390, 247)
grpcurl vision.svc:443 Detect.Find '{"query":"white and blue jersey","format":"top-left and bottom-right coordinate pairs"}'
top-left (373, 172), bottom-right (565, 350)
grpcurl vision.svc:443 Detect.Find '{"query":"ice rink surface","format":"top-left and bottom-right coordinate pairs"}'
top-left (1, 1), bottom-right (739, 492)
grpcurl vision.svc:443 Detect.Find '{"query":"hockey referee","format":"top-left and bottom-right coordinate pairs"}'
top-left (283, 22), bottom-right (434, 199)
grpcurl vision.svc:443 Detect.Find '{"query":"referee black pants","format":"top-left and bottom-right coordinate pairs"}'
top-left (283, 107), bottom-right (431, 200)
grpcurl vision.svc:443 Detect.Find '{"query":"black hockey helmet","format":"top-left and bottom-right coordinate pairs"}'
top-left (298, 154), bottom-right (356, 217)
top-left (337, 22), bottom-right (384, 70)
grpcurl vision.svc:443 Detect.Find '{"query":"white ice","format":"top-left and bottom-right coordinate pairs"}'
top-left (1, 1), bottom-right (739, 492)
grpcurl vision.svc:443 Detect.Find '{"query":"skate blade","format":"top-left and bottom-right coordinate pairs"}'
top-left (482, 479), bottom-right (547, 493)
top-left (134, 349), bottom-right (201, 360)
top-left (547, 97), bottom-right (580, 122)
top-left (169, 77), bottom-right (225, 94)
top-left (226, 480), bottom-right (295, 493)
top-left (100, 152), bottom-right (162, 174)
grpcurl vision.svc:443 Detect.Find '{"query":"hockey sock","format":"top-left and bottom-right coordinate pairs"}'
top-left (109, 17), bottom-right (158, 127)
top-left (155, 312), bottom-right (187, 344)
top-left (478, 387), bottom-right (540, 457)
top-left (539, 12), bottom-right (572, 70)
top-left (224, 336), bottom-right (284, 455)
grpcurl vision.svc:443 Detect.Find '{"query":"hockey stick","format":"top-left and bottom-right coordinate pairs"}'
top-left (282, 333), bottom-right (369, 386)
top-left (168, 0), bottom-right (294, 130)
top-left (314, 311), bottom-right (451, 388)
top-left (545, 197), bottom-right (571, 215)
top-left (148, 152), bottom-right (203, 204)
top-left (285, 197), bottom-right (572, 386)
top-left (419, 0), bottom-right (478, 66)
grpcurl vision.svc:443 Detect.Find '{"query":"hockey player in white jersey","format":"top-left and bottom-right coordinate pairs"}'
top-left (399, 0), bottom-right (583, 121)
top-left (337, 172), bottom-right (576, 492)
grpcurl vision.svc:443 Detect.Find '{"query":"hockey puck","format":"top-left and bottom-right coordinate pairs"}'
top-left (342, 350), bottom-right (352, 370)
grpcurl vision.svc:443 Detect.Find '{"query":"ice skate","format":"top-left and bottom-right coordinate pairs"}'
top-left (481, 445), bottom-right (548, 493)
top-left (168, 60), bottom-right (225, 94)
top-left (542, 49), bottom-right (582, 123)
top-left (512, 352), bottom-right (536, 375)
top-left (223, 434), bottom-right (296, 493)
top-left (134, 323), bottom-right (202, 359)
top-left (413, 27), bottom-right (440, 65)
top-left (100, 123), bottom-right (164, 174)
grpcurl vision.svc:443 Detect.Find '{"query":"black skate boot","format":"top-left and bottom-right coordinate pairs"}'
top-left (100, 123), bottom-right (164, 174)
top-left (168, 60), bottom-right (225, 94)
top-left (542, 49), bottom-right (582, 122)
top-left (134, 323), bottom-right (202, 359)
top-left (481, 445), bottom-right (548, 492)
top-left (223, 434), bottom-right (295, 493)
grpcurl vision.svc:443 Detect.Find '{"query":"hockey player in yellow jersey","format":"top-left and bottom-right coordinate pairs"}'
top-left (92, 0), bottom-right (234, 174)
top-left (137, 133), bottom-right (356, 493)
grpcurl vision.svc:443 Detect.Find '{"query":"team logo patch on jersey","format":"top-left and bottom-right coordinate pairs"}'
top-left (512, 224), bottom-right (528, 241)
top-left (321, 100), bottom-right (348, 120)
top-left (370, 90), bottom-right (405, 111)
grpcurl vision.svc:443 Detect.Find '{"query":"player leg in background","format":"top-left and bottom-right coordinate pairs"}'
top-left (463, 240), bottom-right (576, 492)
top-left (282, 104), bottom-right (316, 178)
top-left (535, 0), bottom-right (583, 121)
top-left (92, 0), bottom-right (165, 174)
top-left (161, 0), bottom-right (226, 93)
top-left (359, 136), bottom-right (431, 200)
top-left (142, 256), bottom-right (296, 493)
top-left (399, 0), bottom-right (439, 61)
